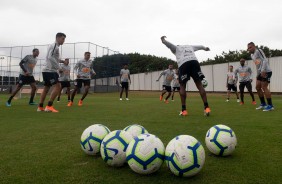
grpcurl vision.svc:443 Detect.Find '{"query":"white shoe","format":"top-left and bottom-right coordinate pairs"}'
top-left (256, 104), bottom-right (267, 110)
top-left (126, 98), bottom-right (129, 101)
top-left (237, 99), bottom-right (240, 102)
top-left (120, 98), bottom-right (122, 101)
top-left (226, 99), bottom-right (229, 102)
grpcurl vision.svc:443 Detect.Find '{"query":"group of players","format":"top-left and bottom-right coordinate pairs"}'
top-left (5, 33), bottom-right (275, 115)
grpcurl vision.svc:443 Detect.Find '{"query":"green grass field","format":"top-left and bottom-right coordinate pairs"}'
top-left (0, 92), bottom-right (281, 184)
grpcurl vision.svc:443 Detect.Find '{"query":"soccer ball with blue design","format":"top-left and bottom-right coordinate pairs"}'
top-left (201, 78), bottom-right (208, 88)
top-left (100, 130), bottom-right (133, 167)
top-left (205, 124), bottom-right (237, 156)
top-left (126, 133), bottom-right (165, 174)
top-left (123, 124), bottom-right (149, 138)
top-left (80, 124), bottom-right (110, 155)
top-left (165, 135), bottom-right (205, 177)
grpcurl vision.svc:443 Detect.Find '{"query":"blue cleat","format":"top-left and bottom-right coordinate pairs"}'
top-left (6, 101), bottom-right (11, 107)
top-left (263, 105), bottom-right (274, 112)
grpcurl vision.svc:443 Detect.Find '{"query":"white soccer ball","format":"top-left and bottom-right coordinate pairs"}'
top-left (201, 78), bottom-right (208, 88)
top-left (123, 124), bottom-right (149, 138)
top-left (126, 134), bottom-right (165, 174)
top-left (80, 124), bottom-right (110, 155)
top-left (205, 124), bottom-right (237, 156)
top-left (165, 135), bottom-right (205, 177)
top-left (100, 130), bottom-right (133, 167)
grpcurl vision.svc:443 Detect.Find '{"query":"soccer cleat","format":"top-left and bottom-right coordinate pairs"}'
top-left (6, 102), bottom-right (11, 107)
top-left (159, 95), bottom-right (163, 101)
top-left (263, 105), bottom-right (274, 112)
top-left (67, 101), bottom-right (73, 107)
top-left (171, 99), bottom-right (174, 102)
top-left (126, 98), bottom-right (129, 101)
top-left (252, 101), bottom-right (257, 105)
top-left (179, 110), bottom-right (188, 116)
top-left (57, 101), bottom-right (60, 103)
top-left (78, 100), bottom-right (83, 106)
top-left (164, 100), bottom-right (169, 104)
top-left (29, 102), bottom-right (38, 105)
top-left (37, 107), bottom-right (44, 112)
top-left (226, 99), bottom-right (229, 102)
top-left (44, 106), bottom-right (59, 113)
top-left (240, 102), bottom-right (244, 105)
top-left (120, 98), bottom-right (122, 101)
top-left (237, 99), bottom-right (240, 103)
top-left (256, 104), bottom-right (267, 110)
top-left (204, 107), bottom-right (211, 116)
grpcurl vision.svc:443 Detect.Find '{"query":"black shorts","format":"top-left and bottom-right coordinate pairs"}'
top-left (162, 85), bottom-right (172, 92)
top-left (42, 72), bottom-right (59, 86)
top-left (17, 75), bottom-right (36, 86)
top-left (227, 84), bottom-right (237, 92)
top-left (121, 82), bottom-right (129, 89)
top-left (178, 60), bottom-right (205, 84)
top-left (257, 72), bottom-right (272, 83)
top-left (60, 81), bottom-right (71, 88)
top-left (239, 81), bottom-right (252, 92)
top-left (173, 87), bottom-right (180, 92)
top-left (75, 79), bottom-right (90, 88)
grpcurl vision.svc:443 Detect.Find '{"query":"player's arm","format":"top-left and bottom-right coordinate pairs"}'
top-left (226, 75), bottom-right (229, 88)
top-left (47, 45), bottom-right (60, 70)
top-left (128, 73), bottom-right (131, 84)
top-left (192, 45), bottom-right (210, 51)
top-left (249, 67), bottom-right (253, 82)
top-left (74, 62), bottom-right (80, 78)
top-left (161, 36), bottom-right (177, 54)
top-left (156, 71), bottom-right (164, 81)
top-left (19, 56), bottom-right (29, 75)
top-left (234, 69), bottom-right (238, 85)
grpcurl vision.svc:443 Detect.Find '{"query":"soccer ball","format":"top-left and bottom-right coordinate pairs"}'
top-left (205, 124), bottom-right (237, 156)
top-left (126, 134), bottom-right (165, 174)
top-left (201, 78), bottom-right (208, 88)
top-left (165, 135), bottom-right (205, 177)
top-left (100, 130), bottom-right (133, 167)
top-left (123, 124), bottom-right (149, 138)
top-left (80, 124), bottom-right (110, 155)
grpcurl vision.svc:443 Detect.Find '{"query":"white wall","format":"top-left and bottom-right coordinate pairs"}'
top-left (94, 56), bottom-right (282, 92)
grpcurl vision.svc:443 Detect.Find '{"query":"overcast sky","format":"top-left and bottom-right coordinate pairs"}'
top-left (0, 0), bottom-right (281, 62)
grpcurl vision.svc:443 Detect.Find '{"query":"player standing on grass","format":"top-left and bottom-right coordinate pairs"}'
top-left (6, 48), bottom-right (39, 107)
top-left (247, 42), bottom-right (274, 111)
top-left (156, 64), bottom-right (175, 104)
top-left (120, 64), bottom-right (131, 100)
top-left (161, 36), bottom-right (211, 116)
top-left (234, 59), bottom-right (256, 105)
top-left (171, 69), bottom-right (180, 101)
top-left (226, 65), bottom-right (240, 102)
top-left (57, 58), bottom-right (71, 102)
top-left (37, 32), bottom-right (66, 112)
top-left (67, 52), bottom-right (95, 106)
